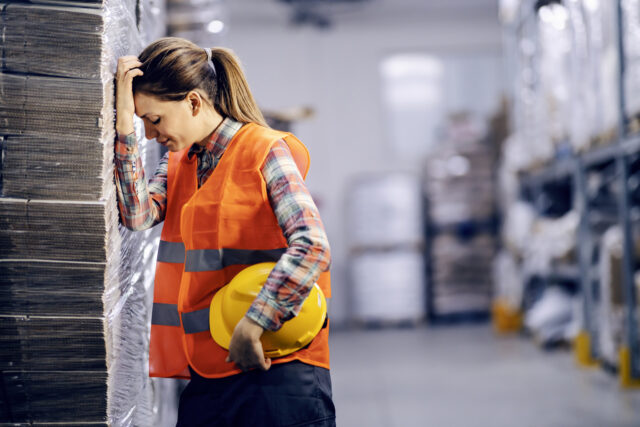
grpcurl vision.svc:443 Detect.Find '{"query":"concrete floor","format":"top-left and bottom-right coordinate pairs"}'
top-left (329, 325), bottom-right (640, 427)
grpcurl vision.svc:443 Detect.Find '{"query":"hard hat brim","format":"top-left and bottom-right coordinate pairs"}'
top-left (210, 285), bottom-right (232, 350)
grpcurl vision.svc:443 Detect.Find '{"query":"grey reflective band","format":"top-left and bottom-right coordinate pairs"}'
top-left (157, 240), bottom-right (186, 264)
top-left (184, 248), bottom-right (287, 272)
top-left (182, 307), bottom-right (211, 334)
top-left (151, 303), bottom-right (181, 327)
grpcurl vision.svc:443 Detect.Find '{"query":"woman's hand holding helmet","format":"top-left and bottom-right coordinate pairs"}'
top-left (225, 316), bottom-right (272, 372)
top-left (115, 56), bottom-right (144, 136)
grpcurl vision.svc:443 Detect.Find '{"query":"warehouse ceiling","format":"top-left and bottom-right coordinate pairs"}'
top-left (227, 0), bottom-right (500, 29)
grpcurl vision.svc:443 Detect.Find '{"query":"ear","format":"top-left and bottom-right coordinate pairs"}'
top-left (186, 91), bottom-right (201, 116)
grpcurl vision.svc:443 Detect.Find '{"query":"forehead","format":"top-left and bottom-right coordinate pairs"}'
top-left (134, 93), bottom-right (174, 117)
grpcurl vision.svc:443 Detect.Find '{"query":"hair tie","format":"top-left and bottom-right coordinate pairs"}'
top-left (204, 47), bottom-right (216, 76)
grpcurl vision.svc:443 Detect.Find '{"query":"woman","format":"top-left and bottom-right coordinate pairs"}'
top-left (115, 37), bottom-right (335, 426)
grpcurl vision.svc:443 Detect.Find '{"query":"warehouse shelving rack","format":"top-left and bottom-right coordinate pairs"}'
top-left (511, 0), bottom-right (640, 386)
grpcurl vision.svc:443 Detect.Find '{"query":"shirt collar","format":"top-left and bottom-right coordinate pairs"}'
top-left (187, 117), bottom-right (244, 160)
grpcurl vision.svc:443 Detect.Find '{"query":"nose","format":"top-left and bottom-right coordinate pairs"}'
top-left (144, 123), bottom-right (158, 140)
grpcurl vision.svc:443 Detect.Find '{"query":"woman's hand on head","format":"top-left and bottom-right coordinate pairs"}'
top-left (225, 316), bottom-right (272, 372)
top-left (115, 56), bottom-right (143, 136)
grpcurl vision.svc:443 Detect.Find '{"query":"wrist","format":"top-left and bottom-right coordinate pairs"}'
top-left (116, 125), bottom-right (135, 136)
top-left (116, 116), bottom-right (135, 136)
top-left (242, 315), bottom-right (265, 339)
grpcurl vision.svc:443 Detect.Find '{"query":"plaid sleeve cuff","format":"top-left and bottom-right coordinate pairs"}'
top-left (245, 297), bottom-right (287, 331)
top-left (115, 132), bottom-right (137, 158)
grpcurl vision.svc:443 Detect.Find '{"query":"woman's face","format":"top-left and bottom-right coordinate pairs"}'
top-left (134, 92), bottom-right (198, 152)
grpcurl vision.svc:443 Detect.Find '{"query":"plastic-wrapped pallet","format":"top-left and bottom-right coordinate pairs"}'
top-left (0, 0), bottom-right (165, 425)
top-left (346, 173), bottom-right (425, 324)
top-left (346, 173), bottom-right (423, 249)
top-left (351, 250), bottom-right (425, 323)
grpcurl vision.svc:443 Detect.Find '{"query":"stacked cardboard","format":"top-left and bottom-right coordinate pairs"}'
top-left (0, 0), bottom-right (164, 424)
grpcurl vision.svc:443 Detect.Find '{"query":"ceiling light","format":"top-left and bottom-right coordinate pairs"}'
top-left (207, 20), bottom-right (225, 34)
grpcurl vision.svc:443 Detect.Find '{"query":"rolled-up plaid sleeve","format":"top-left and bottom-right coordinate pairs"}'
top-left (114, 132), bottom-right (168, 230)
top-left (246, 140), bottom-right (331, 331)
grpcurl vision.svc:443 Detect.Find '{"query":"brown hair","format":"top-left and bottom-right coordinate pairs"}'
top-left (133, 37), bottom-right (267, 126)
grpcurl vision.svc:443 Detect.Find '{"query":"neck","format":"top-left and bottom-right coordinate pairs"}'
top-left (197, 111), bottom-right (225, 146)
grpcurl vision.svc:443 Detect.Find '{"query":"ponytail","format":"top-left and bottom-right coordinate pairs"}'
top-left (133, 37), bottom-right (268, 127)
top-left (209, 48), bottom-right (268, 127)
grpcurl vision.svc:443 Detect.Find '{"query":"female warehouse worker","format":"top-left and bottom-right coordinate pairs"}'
top-left (114, 37), bottom-right (335, 426)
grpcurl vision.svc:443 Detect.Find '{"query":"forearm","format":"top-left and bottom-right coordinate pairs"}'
top-left (246, 227), bottom-right (331, 331)
top-left (114, 132), bottom-right (166, 230)
top-left (246, 141), bottom-right (331, 331)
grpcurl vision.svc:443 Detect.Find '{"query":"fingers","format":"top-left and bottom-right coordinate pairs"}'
top-left (225, 338), bottom-right (271, 372)
top-left (260, 357), bottom-right (272, 371)
top-left (116, 56), bottom-right (143, 80)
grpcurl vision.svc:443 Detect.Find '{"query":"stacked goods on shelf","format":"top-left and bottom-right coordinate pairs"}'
top-left (0, 0), bottom-right (165, 424)
top-left (598, 227), bottom-right (640, 368)
top-left (582, 0), bottom-right (621, 147)
top-left (498, 191), bottom-right (580, 345)
top-left (346, 173), bottom-right (425, 324)
top-left (538, 3), bottom-right (572, 149)
top-left (565, 0), bottom-right (620, 152)
top-left (508, 17), bottom-right (555, 170)
top-left (423, 113), bottom-right (496, 319)
top-left (622, 0), bottom-right (640, 131)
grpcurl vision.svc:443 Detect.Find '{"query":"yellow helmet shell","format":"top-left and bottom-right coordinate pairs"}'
top-left (210, 262), bottom-right (327, 358)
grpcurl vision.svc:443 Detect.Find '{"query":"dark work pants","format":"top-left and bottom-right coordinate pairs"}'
top-left (176, 361), bottom-right (336, 427)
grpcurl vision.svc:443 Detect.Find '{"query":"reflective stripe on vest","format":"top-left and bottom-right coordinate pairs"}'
top-left (152, 303), bottom-right (181, 327)
top-left (182, 307), bottom-right (211, 334)
top-left (184, 247), bottom-right (287, 272)
top-left (157, 240), bottom-right (186, 263)
top-left (151, 303), bottom-right (210, 334)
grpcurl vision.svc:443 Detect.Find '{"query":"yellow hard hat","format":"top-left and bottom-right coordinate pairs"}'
top-left (210, 262), bottom-right (327, 358)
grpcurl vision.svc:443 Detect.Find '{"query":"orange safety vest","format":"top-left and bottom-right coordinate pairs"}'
top-left (149, 123), bottom-right (331, 379)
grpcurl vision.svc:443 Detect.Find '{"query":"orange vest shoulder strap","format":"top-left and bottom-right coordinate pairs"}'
top-left (237, 124), bottom-right (310, 179)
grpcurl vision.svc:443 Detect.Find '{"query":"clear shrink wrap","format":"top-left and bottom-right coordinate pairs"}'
top-left (0, 0), bottom-right (165, 424)
top-left (139, 0), bottom-right (168, 44)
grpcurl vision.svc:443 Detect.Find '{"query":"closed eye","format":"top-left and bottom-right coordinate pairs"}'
top-left (151, 118), bottom-right (161, 125)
